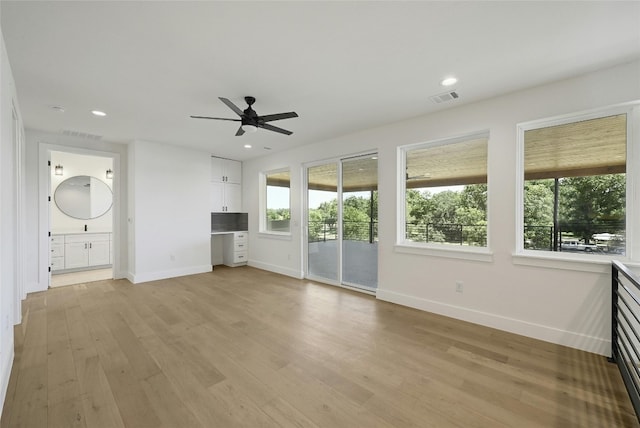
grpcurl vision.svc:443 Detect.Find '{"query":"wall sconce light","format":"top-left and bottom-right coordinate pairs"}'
top-left (54, 164), bottom-right (63, 176)
top-left (105, 168), bottom-right (113, 179)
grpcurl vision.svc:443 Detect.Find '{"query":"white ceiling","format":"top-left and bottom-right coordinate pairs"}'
top-left (1, 1), bottom-right (639, 161)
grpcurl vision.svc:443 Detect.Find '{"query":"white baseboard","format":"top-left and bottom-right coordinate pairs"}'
top-left (0, 343), bottom-right (14, 419)
top-left (376, 289), bottom-right (610, 356)
top-left (128, 264), bottom-right (212, 284)
top-left (248, 260), bottom-right (303, 279)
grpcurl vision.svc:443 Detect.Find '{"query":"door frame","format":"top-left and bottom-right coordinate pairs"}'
top-left (38, 143), bottom-right (121, 291)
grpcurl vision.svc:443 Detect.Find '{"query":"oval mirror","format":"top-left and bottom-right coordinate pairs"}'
top-left (54, 175), bottom-right (113, 220)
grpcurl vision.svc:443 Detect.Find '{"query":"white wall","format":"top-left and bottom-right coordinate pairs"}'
top-left (0, 24), bottom-right (24, 417)
top-left (243, 60), bottom-right (640, 356)
top-left (24, 130), bottom-right (128, 292)
top-left (127, 140), bottom-right (211, 283)
top-left (50, 151), bottom-right (113, 234)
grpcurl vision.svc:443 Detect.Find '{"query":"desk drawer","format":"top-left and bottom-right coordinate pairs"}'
top-left (232, 251), bottom-right (248, 263)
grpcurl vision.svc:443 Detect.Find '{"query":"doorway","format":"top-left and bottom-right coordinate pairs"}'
top-left (48, 150), bottom-right (115, 287)
top-left (305, 153), bottom-right (378, 293)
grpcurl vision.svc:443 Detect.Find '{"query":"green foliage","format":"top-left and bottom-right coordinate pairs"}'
top-left (523, 174), bottom-right (625, 250)
top-left (559, 174), bottom-right (625, 242)
top-left (308, 192), bottom-right (378, 242)
top-left (405, 184), bottom-right (487, 245)
top-left (305, 174), bottom-right (625, 250)
top-left (266, 208), bottom-right (290, 221)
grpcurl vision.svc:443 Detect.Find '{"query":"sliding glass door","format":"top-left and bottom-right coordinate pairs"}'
top-left (307, 163), bottom-right (339, 282)
top-left (341, 156), bottom-right (378, 290)
top-left (305, 154), bottom-right (378, 292)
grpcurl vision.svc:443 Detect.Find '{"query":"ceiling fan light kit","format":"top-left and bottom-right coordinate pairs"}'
top-left (191, 96), bottom-right (298, 136)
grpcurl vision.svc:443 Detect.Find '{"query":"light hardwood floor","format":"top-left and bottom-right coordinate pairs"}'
top-left (1, 266), bottom-right (637, 427)
top-left (50, 268), bottom-right (113, 288)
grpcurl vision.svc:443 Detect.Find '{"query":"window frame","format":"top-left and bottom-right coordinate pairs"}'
top-left (514, 102), bottom-right (640, 270)
top-left (396, 130), bottom-right (493, 262)
top-left (259, 167), bottom-right (292, 237)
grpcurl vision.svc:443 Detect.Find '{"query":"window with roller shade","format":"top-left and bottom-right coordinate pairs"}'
top-left (521, 111), bottom-right (627, 255)
top-left (400, 131), bottom-right (489, 248)
top-left (261, 169), bottom-right (291, 233)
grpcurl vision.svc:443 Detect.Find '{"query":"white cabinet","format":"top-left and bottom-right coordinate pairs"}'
top-left (211, 157), bottom-right (242, 184)
top-left (222, 232), bottom-right (248, 267)
top-left (210, 156), bottom-right (242, 212)
top-left (50, 235), bottom-right (65, 271)
top-left (53, 233), bottom-right (112, 271)
top-left (211, 182), bottom-right (242, 212)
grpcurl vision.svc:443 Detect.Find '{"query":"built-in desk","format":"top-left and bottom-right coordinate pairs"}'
top-left (211, 231), bottom-right (248, 267)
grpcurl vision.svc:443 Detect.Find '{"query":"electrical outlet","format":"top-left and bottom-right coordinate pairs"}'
top-left (456, 281), bottom-right (463, 293)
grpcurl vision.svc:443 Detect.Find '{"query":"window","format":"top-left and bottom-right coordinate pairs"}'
top-left (400, 132), bottom-right (489, 249)
top-left (261, 169), bottom-right (291, 234)
top-left (519, 108), bottom-right (631, 257)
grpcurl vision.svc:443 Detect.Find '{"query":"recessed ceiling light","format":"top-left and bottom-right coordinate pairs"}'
top-left (244, 144), bottom-right (252, 149)
top-left (91, 110), bottom-right (107, 117)
top-left (441, 77), bottom-right (458, 86)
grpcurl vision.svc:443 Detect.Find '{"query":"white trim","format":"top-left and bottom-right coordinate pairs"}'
top-left (395, 243), bottom-right (494, 262)
top-left (515, 101), bottom-right (640, 262)
top-left (376, 289), bottom-right (610, 356)
top-left (511, 251), bottom-right (613, 273)
top-left (257, 232), bottom-right (292, 241)
top-left (0, 346), bottom-right (14, 418)
top-left (248, 259), bottom-right (303, 279)
top-left (128, 264), bottom-right (212, 284)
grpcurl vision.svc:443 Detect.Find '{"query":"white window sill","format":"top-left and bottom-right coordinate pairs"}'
top-left (258, 232), bottom-right (292, 241)
top-left (511, 250), bottom-right (634, 273)
top-left (394, 242), bottom-right (493, 262)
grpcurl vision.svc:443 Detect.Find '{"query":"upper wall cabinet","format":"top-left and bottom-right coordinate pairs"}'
top-left (211, 157), bottom-right (242, 184)
top-left (211, 156), bottom-right (242, 212)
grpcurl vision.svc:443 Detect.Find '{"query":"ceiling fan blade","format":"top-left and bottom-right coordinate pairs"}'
top-left (219, 97), bottom-right (244, 116)
top-left (260, 123), bottom-right (293, 135)
top-left (235, 126), bottom-right (245, 136)
top-left (190, 116), bottom-right (240, 122)
top-left (259, 112), bottom-right (299, 123)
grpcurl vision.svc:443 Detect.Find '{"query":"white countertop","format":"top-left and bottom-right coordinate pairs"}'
top-left (52, 231), bottom-right (112, 235)
top-left (211, 230), bottom-right (248, 235)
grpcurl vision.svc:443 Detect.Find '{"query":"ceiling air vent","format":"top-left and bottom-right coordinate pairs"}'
top-left (61, 129), bottom-right (103, 141)
top-left (429, 90), bottom-right (459, 104)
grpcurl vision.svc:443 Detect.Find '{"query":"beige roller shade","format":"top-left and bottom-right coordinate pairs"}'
top-left (524, 114), bottom-right (626, 180)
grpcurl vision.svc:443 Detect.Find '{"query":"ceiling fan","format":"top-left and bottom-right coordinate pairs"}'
top-left (190, 96), bottom-right (298, 136)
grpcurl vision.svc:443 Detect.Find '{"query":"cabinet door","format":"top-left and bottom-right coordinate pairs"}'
top-left (89, 240), bottom-right (110, 266)
top-left (65, 242), bottom-right (89, 269)
top-left (225, 183), bottom-right (242, 212)
top-left (211, 157), bottom-right (225, 182)
top-left (210, 182), bottom-right (225, 212)
top-left (224, 159), bottom-right (242, 184)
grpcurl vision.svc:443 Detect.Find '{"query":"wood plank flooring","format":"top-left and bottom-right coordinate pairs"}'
top-left (1, 266), bottom-right (638, 427)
